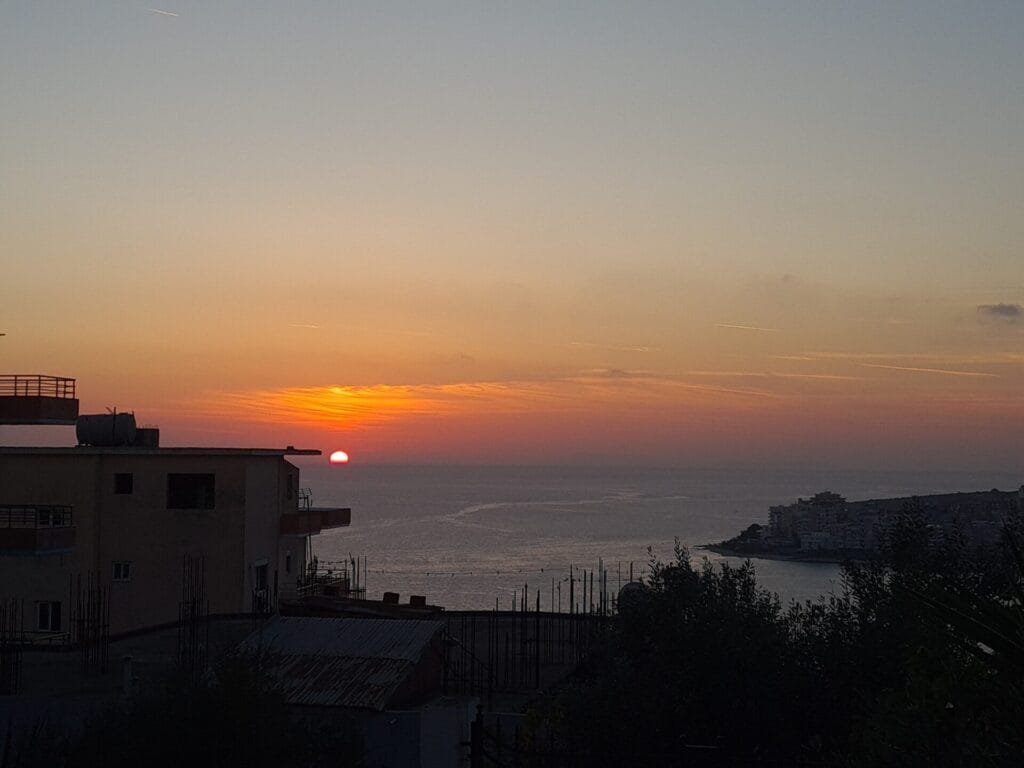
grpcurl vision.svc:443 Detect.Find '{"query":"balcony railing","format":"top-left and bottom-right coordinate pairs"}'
top-left (0, 506), bottom-right (75, 555)
top-left (0, 375), bottom-right (76, 399)
top-left (0, 375), bottom-right (79, 424)
top-left (0, 505), bottom-right (73, 529)
top-left (296, 567), bottom-right (366, 600)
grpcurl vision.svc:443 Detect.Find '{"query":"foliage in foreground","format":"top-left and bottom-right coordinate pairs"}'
top-left (529, 518), bottom-right (1024, 767)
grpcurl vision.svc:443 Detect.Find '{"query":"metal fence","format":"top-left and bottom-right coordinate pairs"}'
top-left (0, 375), bottom-right (76, 399)
top-left (444, 608), bottom-right (608, 707)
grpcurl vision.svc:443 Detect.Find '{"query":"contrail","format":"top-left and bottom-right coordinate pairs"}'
top-left (146, 7), bottom-right (179, 17)
top-left (686, 370), bottom-right (864, 381)
top-left (568, 341), bottom-right (659, 353)
top-left (861, 363), bottom-right (998, 378)
top-left (715, 323), bottom-right (781, 332)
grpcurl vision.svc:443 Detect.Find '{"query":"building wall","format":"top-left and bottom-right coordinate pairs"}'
top-left (99, 454), bottom-right (250, 632)
top-left (275, 461), bottom-right (307, 600)
top-left (389, 636), bottom-right (446, 709)
top-left (0, 453), bottom-right (102, 635)
top-left (0, 451), bottom-right (301, 636)
top-left (242, 457), bottom-right (294, 610)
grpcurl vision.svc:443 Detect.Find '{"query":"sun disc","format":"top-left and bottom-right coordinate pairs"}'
top-left (329, 450), bottom-right (350, 465)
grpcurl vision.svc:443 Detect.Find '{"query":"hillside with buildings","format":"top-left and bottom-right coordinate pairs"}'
top-left (709, 486), bottom-right (1024, 561)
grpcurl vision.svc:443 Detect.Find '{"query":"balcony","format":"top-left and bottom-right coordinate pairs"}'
top-left (280, 507), bottom-right (351, 536)
top-left (295, 566), bottom-right (366, 600)
top-left (0, 505), bottom-right (75, 555)
top-left (0, 375), bottom-right (79, 425)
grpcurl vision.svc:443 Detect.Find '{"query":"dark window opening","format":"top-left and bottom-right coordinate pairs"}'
top-left (167, 473), bottom-right (215, 509)
top-left (254, 564), bottom-right (268, 590)
top-left (113, 561), bottom-right (132, 581)
top-left (37, 601), bottom-right (61, 632)
top-left (284, 552), bottom-right (292, 574)
top-left (114, 473), bottom-right (134, 494)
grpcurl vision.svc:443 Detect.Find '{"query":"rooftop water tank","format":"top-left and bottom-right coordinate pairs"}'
top-left (133, 427), bottom-right (160, 447)
top-left (76, 412), bottom-right (137, 447)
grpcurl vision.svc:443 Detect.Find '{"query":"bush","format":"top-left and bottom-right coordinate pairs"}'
top-left (530, 529), bottom-right (1024, 767)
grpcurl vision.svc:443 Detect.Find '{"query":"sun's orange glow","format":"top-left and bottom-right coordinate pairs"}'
top-left (196, 375), bottom-right (774, 432)
top-left (329, 450), bottom-right (350, 464)
top-left (167, 360), bottom-right (1024, 468)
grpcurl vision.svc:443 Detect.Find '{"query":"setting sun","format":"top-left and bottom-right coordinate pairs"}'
top-left (329, 450), bottom-right (350, 465)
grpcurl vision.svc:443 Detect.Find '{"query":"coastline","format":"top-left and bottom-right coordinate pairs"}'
top-left (697, 544), bottom-right (862, 565)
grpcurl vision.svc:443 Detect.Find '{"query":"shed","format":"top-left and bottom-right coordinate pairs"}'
top-left (239, 616), bottom-right (445, 711)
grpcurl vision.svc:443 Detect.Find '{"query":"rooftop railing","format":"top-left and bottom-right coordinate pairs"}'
top-left (0, 506), bottom-right (74, 529)
top-left (296, 567), bottom-right (366, 600)
top-left (0, 375), bottom-right (76, 399)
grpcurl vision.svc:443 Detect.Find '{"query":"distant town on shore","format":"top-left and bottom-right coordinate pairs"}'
top-left (707, 486), bottom-right (1024, 563)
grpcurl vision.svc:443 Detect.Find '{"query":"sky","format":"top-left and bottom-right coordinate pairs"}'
top-left (2, 2), bottom-right (1022, 470)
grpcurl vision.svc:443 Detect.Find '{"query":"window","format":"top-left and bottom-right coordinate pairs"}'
top-left (37, 601), bottom-right (61, 632)
top-left (113, 561), bottom-right (132, 582)
top-left (167, 474), bottom-right (215, 509)
top-left (114, 473), bottom-right (134, 494)
top-left (254, 563), bottom-right (268, 591)
top-left (284, 551), bottom-right (292, 575)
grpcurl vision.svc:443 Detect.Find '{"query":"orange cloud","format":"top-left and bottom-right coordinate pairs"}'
top-left (148, 364), bottom-right (1024, 468)
top-left (191, 374), bottom-right (781, 434)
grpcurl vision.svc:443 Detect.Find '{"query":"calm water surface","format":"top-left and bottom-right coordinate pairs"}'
top-left (294, 464), bottom-right (1020, 611)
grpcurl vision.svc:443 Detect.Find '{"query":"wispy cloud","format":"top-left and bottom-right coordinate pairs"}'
top-left (146, 7), bottom-right (179, 17)
top-left (574, 371), bottom-right (781, 398)
top-left (577, 368), bottom-right (653, 379)
top-left (860, 363), bottom-right (998, 378)
top-left (382, 329), bottom-right (434, 338)
top-left (977, 303), bottom-right (1021, 323)
top-left (568, 341), bottom-right (659, 353)
top-left (804, 352), bottom-right (1024, 365)
top-left (715, 323), bottom-right (781, 332)
top-left (675, 383), bottom-right (781, 399)
top-left (287, 323), bottom-right (321, 329)
top-left (686, 370), bottom-right (866, 381)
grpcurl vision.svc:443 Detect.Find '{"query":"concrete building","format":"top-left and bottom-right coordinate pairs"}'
top-left (0, 379), bottom-right (350, 637)
top-left (766, 487), bottom-right (1022, 554)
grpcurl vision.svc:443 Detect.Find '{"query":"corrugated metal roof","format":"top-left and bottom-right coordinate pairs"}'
top-left (241, 617), bottom-right (443, 660)
top-left (238, 617), bottom-right (445, 710)
top-left (267, 655), bottom-right (414, 709)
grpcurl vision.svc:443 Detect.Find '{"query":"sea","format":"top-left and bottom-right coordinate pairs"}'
top-left (293, 463), bottom-right (1022, 611)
